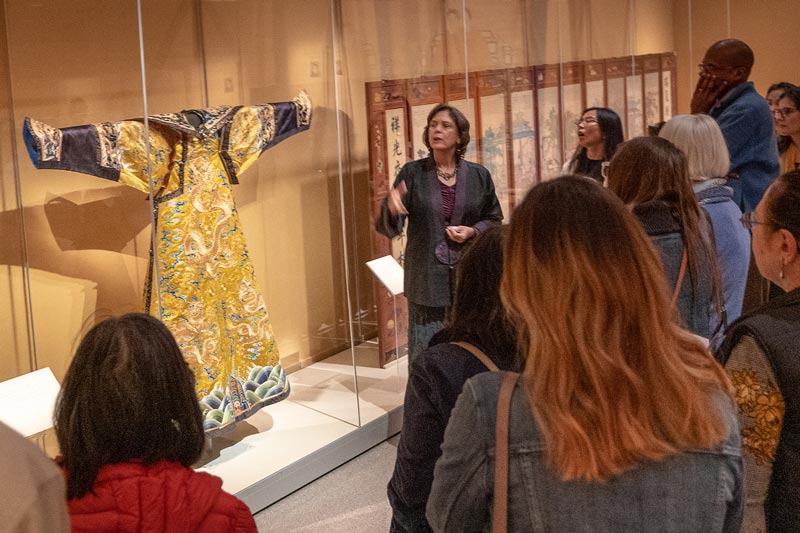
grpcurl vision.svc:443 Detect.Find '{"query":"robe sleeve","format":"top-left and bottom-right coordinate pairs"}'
top-left (22, 117), bottom-right (180, 195)
top-left (222, 90), bottom-right (312, 183)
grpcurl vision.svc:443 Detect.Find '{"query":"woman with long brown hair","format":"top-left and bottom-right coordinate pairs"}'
top-left (607, 136), bottom-right (724, 339)
top-left (427, 176), bottom-right (742, 532)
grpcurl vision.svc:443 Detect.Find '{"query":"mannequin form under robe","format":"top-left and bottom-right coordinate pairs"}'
top-left (23, 91), bottom-right (311, 435)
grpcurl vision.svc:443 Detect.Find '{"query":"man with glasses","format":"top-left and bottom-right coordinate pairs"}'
top-left (691, 38), bottom-right (779, 212)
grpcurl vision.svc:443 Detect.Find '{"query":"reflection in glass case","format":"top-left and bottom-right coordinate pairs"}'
top-left (22, 93), bottom-right (311, 435)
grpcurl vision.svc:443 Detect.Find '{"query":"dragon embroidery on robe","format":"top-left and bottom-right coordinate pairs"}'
top-left (23, 91), bottom-right (311, 435)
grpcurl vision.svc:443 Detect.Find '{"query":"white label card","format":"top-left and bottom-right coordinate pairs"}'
top-left (366, 255), bottom-right (405, 296)
top-left (0, 367), bottom-right (61, 438)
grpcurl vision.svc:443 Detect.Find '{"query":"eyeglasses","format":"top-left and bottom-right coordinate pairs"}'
top-left (773, 107), bottom-right (799, 119)
top-left (574, 118), bottom-right (598, 127)
top-left (740, 211), bottom-right (775, 232)
top-left (698, 63), bottom-right (740, 75)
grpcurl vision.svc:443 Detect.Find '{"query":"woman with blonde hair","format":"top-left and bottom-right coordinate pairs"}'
top-left (607, 136), bottom-right (723, 338)
top-left (427, 176), bottom-right (742, 532)
top-left (660, 114), bottom-right (750, 322)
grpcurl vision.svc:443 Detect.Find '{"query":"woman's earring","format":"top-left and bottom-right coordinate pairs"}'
top-left (780, 264), bottom-right (785, 279)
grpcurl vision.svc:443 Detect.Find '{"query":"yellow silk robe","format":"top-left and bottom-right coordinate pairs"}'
top-left (23, 92), bottom-right (311, 434)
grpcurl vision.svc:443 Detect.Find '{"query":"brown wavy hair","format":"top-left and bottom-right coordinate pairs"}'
top-left (422, 103), bottom-right (471, 160)
top-left (607, 136), bottom-right (724, 319)
top-left (501, 176), bottom-right (732, 481)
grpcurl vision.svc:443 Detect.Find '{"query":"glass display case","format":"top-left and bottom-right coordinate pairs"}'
top-left (0, 0), bottom-right (794, 514)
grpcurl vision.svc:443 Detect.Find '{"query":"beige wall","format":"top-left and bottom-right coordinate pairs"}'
top-left (0, 0), bottom-right (689, 382)
top-left (673, 0), bottom-right (800, 115)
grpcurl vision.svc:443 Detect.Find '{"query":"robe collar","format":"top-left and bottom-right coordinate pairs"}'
top-left (148, 105), bottom-right (239, 138)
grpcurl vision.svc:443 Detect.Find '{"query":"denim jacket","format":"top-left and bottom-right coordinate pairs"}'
top-left (694, 180), bottom-right (750, 323)
top-left (427, 372), bottom-right (743, 532)
top-left (633, 199), bottom-right (716, 338)
top-left (709, 82), bottom-right (780, 212)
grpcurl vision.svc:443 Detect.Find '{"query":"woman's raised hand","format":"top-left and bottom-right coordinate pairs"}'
top-left (388, 181), bottom-right (409, 216)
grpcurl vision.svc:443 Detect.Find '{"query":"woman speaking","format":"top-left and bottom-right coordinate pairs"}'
top-left (376, 104), bottom-right (502, 363)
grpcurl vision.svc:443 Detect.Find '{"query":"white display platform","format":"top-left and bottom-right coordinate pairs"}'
top-left (198, 342), bottom-right (407, 513)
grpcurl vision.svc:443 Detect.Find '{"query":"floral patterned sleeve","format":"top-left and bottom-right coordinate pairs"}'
top-left (725, 334), bottom-right (785, 533)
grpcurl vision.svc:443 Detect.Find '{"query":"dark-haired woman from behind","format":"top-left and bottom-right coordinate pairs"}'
top-left (388, 226), bottom-right (520, 533)
top-left (564, 107), bottom-right (624, 184)
top-left (608, 136), bottom-right (724, 339)
top-left (717, 170), bottom-right (800, 532)
top-left (427, 176), bottom-right (741, 532)
top-left (55, 313), bottom-right (257, 533)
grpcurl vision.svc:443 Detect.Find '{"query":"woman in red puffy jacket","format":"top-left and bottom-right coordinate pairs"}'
top-left (55, 313), bottom-right (257, 532)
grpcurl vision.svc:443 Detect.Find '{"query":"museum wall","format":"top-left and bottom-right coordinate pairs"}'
top-left (673, 0), bottom-right (800, 115)
top-left (8, 0), bottom-right (791, 383)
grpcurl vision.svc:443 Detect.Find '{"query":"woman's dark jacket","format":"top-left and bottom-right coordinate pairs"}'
top-left (717, 287), bottom-right (800, 532)
top-left (375, 157), bottom-right (503, 308)
top-left (387, 333), bottom-right (519, 532)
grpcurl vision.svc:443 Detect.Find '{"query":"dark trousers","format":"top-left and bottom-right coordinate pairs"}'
top-left (407, 301), bottom-right (446, 366)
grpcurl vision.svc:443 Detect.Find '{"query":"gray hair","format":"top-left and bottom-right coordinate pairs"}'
top-left (659, 114), bottom-right (730, 182)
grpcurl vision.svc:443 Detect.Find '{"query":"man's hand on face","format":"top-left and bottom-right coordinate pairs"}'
top-left (691, 72), bottom-right (729, 114)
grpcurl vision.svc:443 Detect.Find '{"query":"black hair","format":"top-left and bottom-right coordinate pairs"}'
top-left (648, 121), bottom-right (666, 136)
top-left (570, 107), bottom-right (624, 180)
top-left (55, 313), bottom-right (205, 499)
top-left (764, 170), bottom-right (800, 246)
top-left (766, 81), bottom-right (796, 98)
top-left (607, 136), bottom-right (725, 323)
top-left (443, 225), bottom-right (520, 368)
top-left (422, 103), bottom-right (471, 161)
top-left (776, 85), bottom-right (800, 155)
